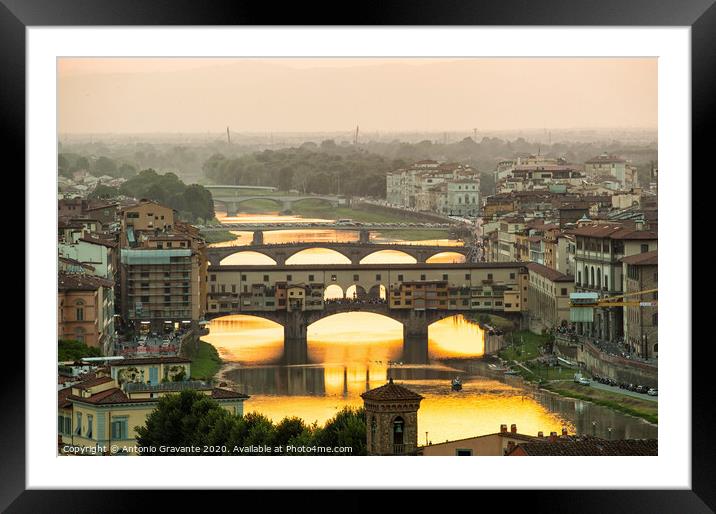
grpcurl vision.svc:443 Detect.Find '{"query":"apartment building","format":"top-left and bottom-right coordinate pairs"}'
top-left (621, 250), bottom-right (658, 359)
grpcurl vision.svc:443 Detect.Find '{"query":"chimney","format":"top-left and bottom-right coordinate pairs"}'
top-left (537, 431), bottom-right (544, 438)
top-left (549, 431), bottom-right (558, 442)
top-left (510, 424), bottom-right (517, 434)
top-left (561, 427), bottom-right (568, 436)
top-left (500, 424), bottom-right (508, 433)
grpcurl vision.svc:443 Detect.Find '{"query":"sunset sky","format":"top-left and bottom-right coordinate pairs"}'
top-left (58, 58), bottom-right (657, 134)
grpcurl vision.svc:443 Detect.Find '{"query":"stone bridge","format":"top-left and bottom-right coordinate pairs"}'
top-left (206, 241), bottom-right (471, 266)
top-left (205, 302), bottom-right (522, 365)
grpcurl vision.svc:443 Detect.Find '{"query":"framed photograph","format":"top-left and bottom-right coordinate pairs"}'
top-left (7, 0), bottom-right (710, 510)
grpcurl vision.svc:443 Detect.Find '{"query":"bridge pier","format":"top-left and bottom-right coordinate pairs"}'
top-left (359, 230), bottom-right (370, 244)
top-left (252, 230), bottom-right (264, 245)
top-left (282, 311), bottom-right (309, 365)
top-left (225, 202), bottom-right (238, 217)
top-left (401, 311), bottom-right (430, 364)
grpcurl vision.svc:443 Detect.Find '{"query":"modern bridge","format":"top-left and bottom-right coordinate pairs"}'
top-left (205, 185), bottom-right (344, 216)
top-left (204, 262), bottom-right (528, 363)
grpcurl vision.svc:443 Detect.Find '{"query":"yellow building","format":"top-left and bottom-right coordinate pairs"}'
top-left (59, 357), bottom-right (249, 455)
top-left (418, 424), bottom-right (547, 456)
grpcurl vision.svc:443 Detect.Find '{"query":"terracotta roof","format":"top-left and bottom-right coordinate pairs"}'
top-left (527, 262), bottom-right (574, 283)
top-left (108, 356), bottom-right (191, 367)
top-left (621, 250), bottom-right (658, 266)
top-left (360, 379), bottom-right (424, 402)
top-left (58, 272), bottom-right (114, 291)
top-left (510, 437), bottom-right (657, 456)
top-left (73, 376), bottom-right (114, 390)
top-left (211, 388), bottom-right (250, 400)
top-left (79, 235), bottom-right (118, 248)
top-left (58, 387), bottom-right (73, 409)
top-left (567, 224), bottom-right (657, 240)
top-left (68, 387), bottom-right (136, 405)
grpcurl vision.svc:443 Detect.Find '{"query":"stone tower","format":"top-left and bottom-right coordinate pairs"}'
top-left (361, 378), bottom-right (423, 455)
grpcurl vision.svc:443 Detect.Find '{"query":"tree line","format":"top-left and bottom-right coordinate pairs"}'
top-left (135, 390), bottom-right (367, 455)
top-left (89, 169), bottom-right (215, 223)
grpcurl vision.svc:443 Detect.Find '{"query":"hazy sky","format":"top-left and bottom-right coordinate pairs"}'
top-left (58, 58), bottom-right (657, 134)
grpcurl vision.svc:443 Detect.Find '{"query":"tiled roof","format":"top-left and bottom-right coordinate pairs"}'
top-left (621, 250), bottom-right (658, 266)
top-left (79, 235), bottom-right (118, 248)
top-left (58, 387), bottom-right (73, 409)
top-left (360, 379), bottom-right (424, 402)
top-left (68, 387), bottom-right (137, 405)
top-left (527, 262), bottom-right (574, 283)
top-left (108, 357), bottom-right (191, 367)
top-left (211, 388), bottom-right (250, 400)
top-left (567, 223), bottom-right (657, 240)
top-left (58, 272), bottom-right (114, 291)
top-left (73, 376), bottom-right (114, 390)
top-left (510, 436), bottom-right (657, 456)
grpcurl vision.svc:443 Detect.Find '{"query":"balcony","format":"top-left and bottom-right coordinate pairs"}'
top-left (392, 443), bottom-right (416, 455)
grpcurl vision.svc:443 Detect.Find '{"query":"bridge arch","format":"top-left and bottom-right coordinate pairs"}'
top-left (285, 247), bottom-right (352, 265)
top-left (359, 249), bottom-right (417, 264)
top-left (426, 251), bottom-right (467, 264)
top-left (219, 250), bottom-right (278, 266)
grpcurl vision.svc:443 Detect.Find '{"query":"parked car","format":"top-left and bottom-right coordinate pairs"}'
top-left (647, 388), bottom-right (658, 396)
top-left (577, 377), bottom-right (591, 386)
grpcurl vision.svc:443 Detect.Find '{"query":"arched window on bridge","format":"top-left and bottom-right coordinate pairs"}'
top-left (323, 284), bottom-right (344, 301)
top-left (360, 250), bottom-right (416, 265)
top-left (426, 252), bottom-right (466, 264)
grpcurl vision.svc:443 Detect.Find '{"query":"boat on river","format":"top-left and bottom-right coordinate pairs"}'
top-left (451, 377), bottom-right (463, 391)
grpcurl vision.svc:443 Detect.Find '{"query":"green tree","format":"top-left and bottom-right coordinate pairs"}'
top-left (136, 390), bottom-right (229, 454)
top-left (58, 339), bottom-right (101, 362)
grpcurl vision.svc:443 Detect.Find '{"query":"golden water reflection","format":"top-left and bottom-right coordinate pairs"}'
top-left (202, 313), bottom-right (571, 442)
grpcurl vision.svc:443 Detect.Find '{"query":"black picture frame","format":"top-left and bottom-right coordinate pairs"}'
top-left (5, 1), bottom-right (709, 511)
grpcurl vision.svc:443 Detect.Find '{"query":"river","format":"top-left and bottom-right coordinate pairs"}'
top-left (203, 209), bottom-right (657, 443)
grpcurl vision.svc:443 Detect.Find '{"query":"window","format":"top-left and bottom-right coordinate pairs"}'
top-left (331, 274), bottom-right (337, 282)
top-left (75, 413), bottom-right (82, 435)
top-left (376, 274), bottom-right (381, 281)
top-left (75, 300), bottom-right (85, 321)
top-left (309, 274), bottom-right (315, 281)
top-left (58, 415), bottom-right (64, 434)
top-left (641, 244), bottom-right (649, 253)
top-left (442, 274), bottom-right (448, 280)
top-left (561, 288), bottom-right (568, 296)
top-left (420, 274), bottom-right (426, 281)
top-left (353, 274), bottom-right (359, 281)
top-left (510, 273), bottom-right (515, 279)
top-left (371, 417), bottom-right (377, 451)
top-left (87, 414), bottom-right (93, 439)
top-left (111, 419), bottom-right (128, 440)
top-left (487, 273), bottom-right (493, 280)
top-left (465, 273), bottom-right (470, 280)
top-left (210, 274), bottom-right (216, 282)
top-left (456, 449), bottom-right (473, 456)
top-left (241, 274), bottom-right (247, 281)
top-left (398, 274), bottom-right (404, 282)
top-left (286, 274), bottom-right (292, 281)
top-left (652, 313), bottom-right (658, 326)
top-left (263, 275), bottom-right (269, 282)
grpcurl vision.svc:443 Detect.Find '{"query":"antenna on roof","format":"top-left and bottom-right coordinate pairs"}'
top-left (226, 126), bottom-right (231, 144)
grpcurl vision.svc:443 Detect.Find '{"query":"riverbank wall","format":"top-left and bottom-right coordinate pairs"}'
top-left (576, 340), bottom-right (658, 387)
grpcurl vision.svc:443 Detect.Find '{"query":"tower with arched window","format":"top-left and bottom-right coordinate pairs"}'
top-left (361, 378), bottom-right (423, 455)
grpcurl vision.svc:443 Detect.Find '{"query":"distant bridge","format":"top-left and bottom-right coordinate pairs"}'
top-left (204, 261), bottom-right (528, 363)
top-left (199, 222), bottom-right (456, 232)
top-left (206, 241), bottom-right (470, 266)
top-left (205, 185), bottom-right (344, 215)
